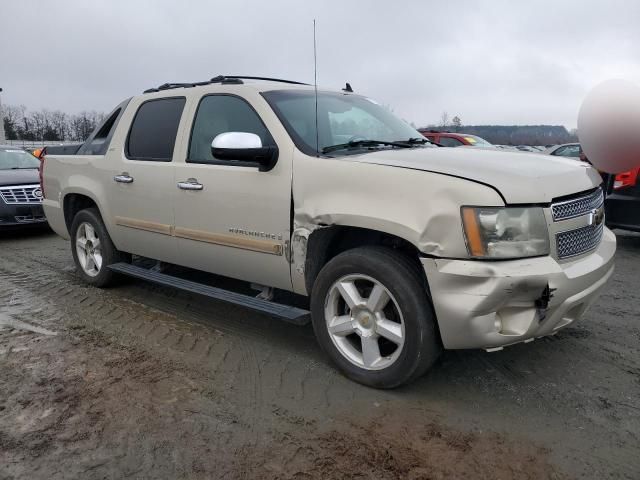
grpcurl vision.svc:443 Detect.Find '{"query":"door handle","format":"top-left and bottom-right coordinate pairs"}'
top-left (114, 173), bottom-right (134, 184)
top-left (177, 178), bottom-right (204, 191)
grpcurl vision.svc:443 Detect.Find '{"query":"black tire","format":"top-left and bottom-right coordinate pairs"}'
top-left (70, 208), bottom-right (128, 288)
top-left (310, 246), bottom-right (441, 389)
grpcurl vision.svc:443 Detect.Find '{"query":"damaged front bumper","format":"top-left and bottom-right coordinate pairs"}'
top-left (422, 227), bottom-right (616, 350)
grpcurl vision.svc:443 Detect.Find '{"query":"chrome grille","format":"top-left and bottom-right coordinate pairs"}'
top-left (556, 223), bottom-right (604, 259)
top-left (0, 184), bottom-right (43, 205)
top-left (551, 188), bottom-right (603, 221)
top-left (15, 215), bottom-right (46, 223)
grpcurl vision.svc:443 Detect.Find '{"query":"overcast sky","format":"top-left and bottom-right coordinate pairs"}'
top-left (1, 0), bottom-right (638, 129)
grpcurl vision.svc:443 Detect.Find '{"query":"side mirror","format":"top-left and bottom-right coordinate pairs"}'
top-left (211, 132), bottom-right (278, 171)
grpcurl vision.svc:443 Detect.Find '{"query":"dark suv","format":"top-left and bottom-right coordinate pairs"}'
top-left (0, 146), bottom-right (47, 229)
top-left (606, 167), bottom-right (640, 232)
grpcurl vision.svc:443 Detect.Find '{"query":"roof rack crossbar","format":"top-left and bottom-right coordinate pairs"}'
top-left (143, 75), bottom-right (308, 93)
top-left (221, 76), bottom-right (309, 85)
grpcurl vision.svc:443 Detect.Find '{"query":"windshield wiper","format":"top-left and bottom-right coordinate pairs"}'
top-left (322, 139), bottom-right (413, 154)
top-left (10, 167), bottom-right (38, 170)
top-left (399, 137), bottom-right (441, 147)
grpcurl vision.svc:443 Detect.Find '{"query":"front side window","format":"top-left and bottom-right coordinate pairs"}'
top-left (262, 90), bottom-right (428, 156)
top-left (126, 97), bottom-right (186, 161)
top-left (188, 95), bottom-right (274, 163)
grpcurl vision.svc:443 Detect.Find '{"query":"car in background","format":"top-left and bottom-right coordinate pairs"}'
top-left (515, 145), bottom-right (540, 153)
top-left (418, 130), bottom-right (494, 148)
top-left (0, 146), bottom-right (47, 229)
top-left (605, 167), bottom-right (640, 232)
top-left (544, 143), bottom-right (581, 158)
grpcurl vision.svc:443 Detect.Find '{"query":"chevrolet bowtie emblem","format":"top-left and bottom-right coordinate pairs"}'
top-left (588, 206), bottom-right (605, 226)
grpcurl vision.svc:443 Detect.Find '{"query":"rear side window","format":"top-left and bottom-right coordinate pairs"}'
top-left (126, 97), bottom-right (186, 161)
top-left (188, 95), bottom-right (273, 164)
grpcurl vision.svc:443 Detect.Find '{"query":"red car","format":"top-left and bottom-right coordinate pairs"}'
top-left (418, 130), bottom-right (494, 148)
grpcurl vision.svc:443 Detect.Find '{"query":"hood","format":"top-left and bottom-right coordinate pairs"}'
top-left (348, 147), bottom-right (602, 204)
top-left (0, 168), bottom-right (40, 187)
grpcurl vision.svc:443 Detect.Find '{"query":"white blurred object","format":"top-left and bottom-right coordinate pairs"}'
top-left (578, 79), bottom-right (640, 173)
top-left (0, 88), bottom-right (5, 144)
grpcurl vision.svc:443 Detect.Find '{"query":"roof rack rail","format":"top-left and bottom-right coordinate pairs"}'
top-left (143, 75), bottom-right (308, 93)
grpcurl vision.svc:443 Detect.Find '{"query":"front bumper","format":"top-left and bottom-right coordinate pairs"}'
top-left (422, 227), bottom-right (616, 350)
top-left (0, 202), bottom-right (47, 227)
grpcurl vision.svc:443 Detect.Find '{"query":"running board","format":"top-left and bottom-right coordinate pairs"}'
top-left (108, 262), bottom-right (310, 325)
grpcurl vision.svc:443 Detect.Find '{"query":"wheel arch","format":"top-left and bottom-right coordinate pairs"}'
top-left (63, 192), bottom-right (101, 233)
top-left (301, 225), bottom-right (430, 297)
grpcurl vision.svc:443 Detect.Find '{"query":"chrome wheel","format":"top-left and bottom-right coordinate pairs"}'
top-left (324, 274), bottom-right (405, 370)
top-left (75, 222), bottom-right (103, 277)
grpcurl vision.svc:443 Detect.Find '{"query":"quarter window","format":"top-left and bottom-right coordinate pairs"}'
top-left (188, 95), bottom-right (273, 164)
top-left (126, 97), bottom-right (186, 161)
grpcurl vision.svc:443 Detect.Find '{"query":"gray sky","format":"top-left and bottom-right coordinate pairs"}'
top-left (1, 0), bottom-right (638, 129)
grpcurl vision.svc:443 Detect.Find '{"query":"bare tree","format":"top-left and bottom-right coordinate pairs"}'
top-left (452, 115), bottom-right (462, 131)
top-left (1, 104), bottom-right (105, 142)
top-left (440, 111), bottom-right (450, 128)
top-left (52, 111), bottom-right (68, 140)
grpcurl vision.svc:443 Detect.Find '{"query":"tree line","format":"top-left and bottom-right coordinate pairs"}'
top-left (422, 111), bottom-right (578, 146)
top-left (2, 104), bottom-right (105, 142)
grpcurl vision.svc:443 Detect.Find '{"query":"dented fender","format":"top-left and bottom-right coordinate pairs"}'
top-left (290, 150), bottom-right (504, 294)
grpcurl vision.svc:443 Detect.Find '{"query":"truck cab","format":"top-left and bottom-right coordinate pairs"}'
top-left (41, 76), bottom-right (616, 388)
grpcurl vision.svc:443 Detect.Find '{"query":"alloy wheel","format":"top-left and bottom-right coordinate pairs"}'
top-left (324, 274), bottom-right (405, 370)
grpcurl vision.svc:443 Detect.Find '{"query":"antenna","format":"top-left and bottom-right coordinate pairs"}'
top-left (313, 19), bottom-right (319, 156)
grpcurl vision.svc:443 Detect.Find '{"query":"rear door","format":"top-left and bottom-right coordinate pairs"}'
top-left (172, 93), bottom-right (293, 290)
top-left (106, 96), bottom-right (187, 263)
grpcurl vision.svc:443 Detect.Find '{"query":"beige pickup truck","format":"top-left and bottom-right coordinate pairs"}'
top-left (41, 76), bottom-right (616, 388)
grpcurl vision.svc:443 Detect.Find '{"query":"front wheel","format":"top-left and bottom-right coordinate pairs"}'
top-left (70, 208), bottom-right (127, 287)
top-left (310, 246), bottom-right (441, 389)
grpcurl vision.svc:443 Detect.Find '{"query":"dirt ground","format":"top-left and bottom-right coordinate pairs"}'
top-left (0, 229), bottom-right (638, 479)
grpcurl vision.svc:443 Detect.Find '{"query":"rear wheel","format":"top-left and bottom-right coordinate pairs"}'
top-left (70, 208), bottom-right (127, 287)
top-left (311, 246), bottom-right (441, 388)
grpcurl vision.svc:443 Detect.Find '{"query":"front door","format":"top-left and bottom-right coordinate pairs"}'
top-left (107, 96), bottom-right (187, 264)
top-left (173, 94), bottom-right (292, 290)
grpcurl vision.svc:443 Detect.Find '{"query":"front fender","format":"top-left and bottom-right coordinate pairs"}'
top-left (293, 152), bottom-right (504, 256)
top-left (291, 152), bottom-right (505, 295)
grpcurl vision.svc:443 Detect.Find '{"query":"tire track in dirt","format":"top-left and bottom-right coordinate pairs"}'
top-left (0, 244), bottom-right (333, 419)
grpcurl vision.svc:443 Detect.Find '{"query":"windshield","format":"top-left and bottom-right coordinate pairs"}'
top-left (0, 148), bottom-right (41, 170)
top-left (462, 135), bottom-right (493, 147)
top-left (262, 90), bottom-right (429, 156)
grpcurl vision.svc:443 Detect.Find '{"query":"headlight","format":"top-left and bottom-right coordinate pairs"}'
top-left (461, 206), bottom-right (550, 259)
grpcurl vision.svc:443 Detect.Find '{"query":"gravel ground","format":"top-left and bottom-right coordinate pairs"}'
top-left (0, 228), bottom-right (638, 479)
